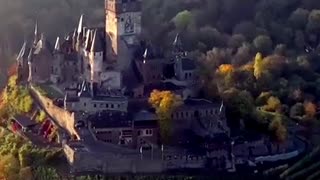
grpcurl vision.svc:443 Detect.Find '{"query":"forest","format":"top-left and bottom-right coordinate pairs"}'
top-left (1, 0), bottom-right (320, 178)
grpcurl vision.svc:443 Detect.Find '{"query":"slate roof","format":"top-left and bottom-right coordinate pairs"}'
top-left (181, 58), bottom-right (196, 71)
top-left (12, 115), bottom-right (37, 128)
top-left (91, 29), bottom-right (104, 52)
top-left (89, 111), bottom-right (132, 128)
top-left (78, 81), bottom-right (91, 98)
top-left (144, 82), bottom-right (184, 96)
top-left (133, 110), bottom-right (157, 122)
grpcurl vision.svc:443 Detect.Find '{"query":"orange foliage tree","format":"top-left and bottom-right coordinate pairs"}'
top-left (217, 64), bottom-right (234, 75)
top-left (304, 101), bottom-right (316, 120)
top-left (149, 90), bottom-right (183, 141)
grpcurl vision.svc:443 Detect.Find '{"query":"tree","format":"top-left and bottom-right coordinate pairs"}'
top-left (33, 167), bottom-right (60, 180)
top-left (217, 64), bottom-right (234, 75)
top-left (256, 91), bottom-right (272, 106)
top-left (253, 35), bottom-right (273, 55)
top-left (254, 52), bottom-right (264, 79)
top-left (269, 115), bottom-right (287, 142)
top-left (290, 103), bottom-right (305, 119)
top-left (232, 43), bottom-right (252, 66)
top-left (304, 101), bottom-right (316, 120)
top-left (228, 34), bottom-right (246, 50)
top-left (289, 8), bottom-right (310, 30)
top-left (0, 155), bottom-right (20, 180)
top-left (172, 10), bottom-right (193, 31)
top-left (19, 167), bottom-right (33, 180)
top-left (223, 89), bottom-right (255, 120)
top-left (233, 21), bottom-right (257, 40)
top-left (264, 96), bottom-right (282, 112)
top-left (274, 44), bottom-right (287, 56)
top-left (149, 90), bottom-right (183, 141)
top-left (307, 10), bottom-right (320, 34)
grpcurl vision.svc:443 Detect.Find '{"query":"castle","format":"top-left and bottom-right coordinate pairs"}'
top-left (16, 0), bottom-right (230, 165)
top-left (13, 0), bottom-right (305, 174)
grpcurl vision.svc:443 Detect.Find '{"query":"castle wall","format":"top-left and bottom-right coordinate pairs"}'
top-left (30, 85), bottom-right (80, 139)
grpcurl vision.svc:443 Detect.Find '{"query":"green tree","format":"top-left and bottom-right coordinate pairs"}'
top-left (172, 10), bottom-right (194, 31)
top-left (289, 8), bottom-right (310, 30)
top-left (253, 35), bottom-right (273, 55)
top-left (307, 10), bottom-right (320, 33)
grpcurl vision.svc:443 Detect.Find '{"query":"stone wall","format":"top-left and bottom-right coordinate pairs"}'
top-left (30, 85), bottom-right (80, 139)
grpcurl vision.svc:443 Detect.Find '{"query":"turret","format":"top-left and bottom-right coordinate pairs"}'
top-left (54, 37), bottom-right (61, 53)
top-left (89, 29), bottom-right (103, 84)
top-left (76, 14), bottom-right (84, 51)
top-left (33, 21), bottom-right (39, 45)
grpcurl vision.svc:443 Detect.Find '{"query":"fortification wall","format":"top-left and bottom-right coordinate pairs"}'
top-left (30, 85), bottom-right (80, 139)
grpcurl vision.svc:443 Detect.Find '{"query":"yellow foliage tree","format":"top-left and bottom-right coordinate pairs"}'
top-left (149, 90), bottom-right (183, 141)
top-left (0, 154), bottom-right (20, 180)
top-left (304, 101), bottom-right (316, 120)
top-left (254, 52), bottom-right (264, 79)
top-left (264, 96), bottom-right (281, 112)
top-left (269, 115), bottom-right (287, 142)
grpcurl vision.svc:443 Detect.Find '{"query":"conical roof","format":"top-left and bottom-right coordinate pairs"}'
top-left (90, 29), bottom-right (103, 52)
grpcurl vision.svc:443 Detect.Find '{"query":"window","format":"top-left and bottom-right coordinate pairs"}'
top-left (93, 104), bottom-right (97, 108)
top-left (118, 104), bottom-right (121, 108)
top-left (137, 130), bottom-right (141, 136)
top-left (106, 104), bottom-right (109, 108)
top-left (181, 112), bottom-right (184, 118)
top-left (111, 104), bottom-right (114, 108)
top-left (84, 103), bottom-right (86, 107)
top-left (145, 129), bottom-right (153, 135)
top-left (186, 112), bottom-right (189, 117)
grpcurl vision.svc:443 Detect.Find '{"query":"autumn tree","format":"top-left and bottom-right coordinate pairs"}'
top-left (217, 64), bottom-right (234, 75)
top-left (304, 101), bottom-right (316, 120)
top-left (149, 90), bottom-right (183, 141)
top-left (269, 115), bottom-right (287, 142)
top-left (254, 52), bottom-right (264, 79)
top-left (263, 96), bottom-right (282, 112)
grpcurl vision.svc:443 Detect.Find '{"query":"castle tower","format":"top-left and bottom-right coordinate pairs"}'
top-left (16, 42), bottom-right (29, 82)
top-left (90, 30), bottom-right (103, 84)
top-left (105, 0), bottom-right (142, 63)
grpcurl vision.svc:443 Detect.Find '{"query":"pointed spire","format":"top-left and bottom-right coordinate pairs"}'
top-left (73, 28), bottom-right (77, 39)
top-left (33, 21), bottom-right (39, 45)
top-left (85, 30), bottom-right (91, 50)
top-left (54, 37), bottom-right (60, 51)
top-left (173, 33), bottom-right (181, 47)
top-left (90, 29), bottom-right (103, 52)
top-left (77, 14), bottom-right (84, 34)
top-left (219, 101), bottom-right (224, 114)
top-left (64, 93), bottom-right (68, 102)
top-left (28, 48), bottom-right (33, 63)
top-left (34, 21), bottom-right (38, 37)
top-left (17, 42), bottom-right (26, 62)
top-left (143, 48), bottom-right (148, 59)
